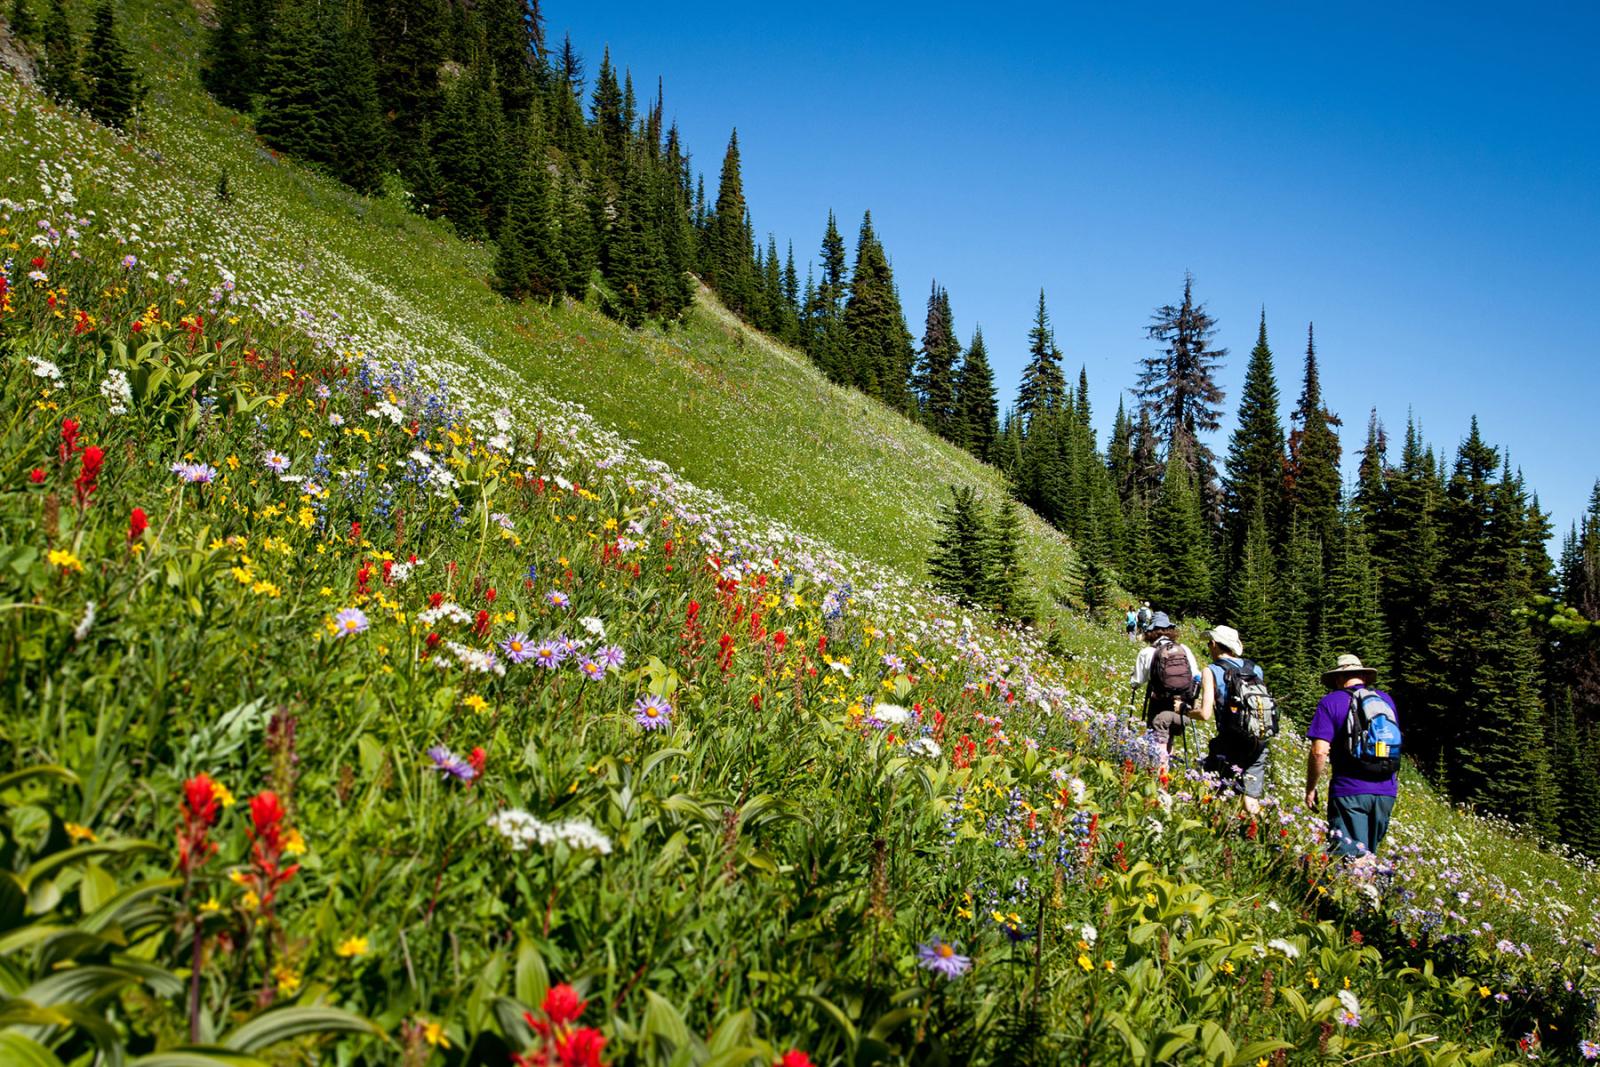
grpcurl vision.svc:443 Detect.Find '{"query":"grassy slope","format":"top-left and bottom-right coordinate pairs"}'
top-left (101, 0), bottom-right (1077, 602)
top-left (37, 0), bottom-right (1600, 983)
top-left (3, 1), bottom-right (1599, 1058)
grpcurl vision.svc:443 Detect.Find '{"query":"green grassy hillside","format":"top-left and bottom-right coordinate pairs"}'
top-left (1, 2), bottom-right (1599, 1064)
top-left (3, 0), bottom-right (1079, 603)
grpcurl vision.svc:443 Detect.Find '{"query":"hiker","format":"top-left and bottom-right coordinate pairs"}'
top-left (1195, 625), bottom-right (1278, 815)
top-left (1304, 654), bottom-right (1403, 860)
top-left (1124, 605), bottom-right (1139, 642)
top-left (1136, 602), bottom-right (1153, 634)
top-left (1128, 612), bottom-right (1199, 769)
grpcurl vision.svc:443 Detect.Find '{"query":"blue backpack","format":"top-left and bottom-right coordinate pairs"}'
top-left (1342, 687), bottom-right (1402, 780)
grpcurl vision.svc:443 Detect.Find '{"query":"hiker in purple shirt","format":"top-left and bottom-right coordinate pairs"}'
top-left (1304, 654), bottom-right (1401, 859)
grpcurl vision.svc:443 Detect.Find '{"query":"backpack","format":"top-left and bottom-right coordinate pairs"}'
top-left (1146, 638), bottom-right (1196, 715)
top-left (1218, 659), bottom-right (1279, 751)
top-left (1340, 687), bottom-right (1402, 780)
top-left (1137, 606), bottom-right (1153, 629)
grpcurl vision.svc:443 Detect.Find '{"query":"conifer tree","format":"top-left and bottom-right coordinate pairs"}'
top-left (256, 0), bottom-right (334, 166)
top-left (953, 327), bottom-right (998, 461)
top-left (590, 48), bottom-right (626, 181)
top-left (1139, 273), bottom-right (1227, 503)
top-left (1230, 507), bottom-right (1280, 674)
top-left (1286, 323), bottom-right (1343, 543)
top-left (201, 0), bottom-right (256, 110)
top-left (554, 171), bottom-right (595, 297)
top-left (40, 0), bottom-right (81, 106)
top-left (805, 211), bottom-right (849, 378)
top-left (984, 497), bottom-right (1030, 619)
top-left (1277, 518), bottom-right (1326, 710)
top-left (546, 34), bottom-right (589, 162)
top-left (9, 0), bottom-right (37, 40)
top-left (1321, 505), bottom-right (1390, 678)
top-left (705, 130), bottom-right (755, 315)
top-left (327, 0), bottom-right (387, 192)
top-left (1016, 290), bottom-right (1066, 422)
top-left (915, 282), bottom-right (960, 438)
top-left (1148, 445), bottom-right (1212, 618)
top-left (927, 486), bottom-right (993, 608)
top-left (81, 0), bottom-right (138, 129)
top-left (368, 0), bottom-right (448, 158)
top-left (1223, 310), bottom-right (1287, 557)
top-left (1375, 416), bottom-right (1444, 745)
top-left (842, 212), bottom-right (915, 411)
top-left (493, 128), bottom-right (559, 301)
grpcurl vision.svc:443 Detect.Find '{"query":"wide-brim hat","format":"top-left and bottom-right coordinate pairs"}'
top-left (1205, 625), bottom-right (1243, 657)
top-left (1321, 653), bottom-right (1377, 689)
top-left (1148, 611), bottom-right (1173, 629)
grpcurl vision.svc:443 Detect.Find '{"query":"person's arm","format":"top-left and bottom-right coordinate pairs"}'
top-left (1194, 666), bottom-right (1216, 722)
top-left (1304, 740), bottom-right (1329, 809)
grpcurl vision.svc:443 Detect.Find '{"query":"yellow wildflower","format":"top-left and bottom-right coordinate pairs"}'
top-left (214, 781), bottom-right (236, 807)
top-left (336, 936), bottom-right (369, 958)
top-left (64, 822), bottom-right (96, 843)
top-left (422, 1020), bottom-right (450, 1048)
top-left (282, 828), bottom-right (307, 856)
top-left (47, 549), bottom-right (84, 573)
top-left (1077, 954), bottom-right (1093, 972)
top-left (273, 964), bottom-right (301, 996)
top-left (463, 694), bottom-right (488, 713)
top-left (199, 897), bottom-right (221, 913)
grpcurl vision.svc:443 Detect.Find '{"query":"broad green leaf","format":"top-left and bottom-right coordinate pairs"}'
top-left (221, 1006), bottom-right (385, 1052)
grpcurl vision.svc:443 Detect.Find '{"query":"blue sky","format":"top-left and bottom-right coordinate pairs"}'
top-left (552, 2), bottom-right (1600, 535)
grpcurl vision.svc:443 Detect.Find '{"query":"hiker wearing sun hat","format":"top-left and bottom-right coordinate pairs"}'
top-left (1195, 625), bottom-right (1279, 813)
top-left (1304, 654), bottom-right (1402, 859)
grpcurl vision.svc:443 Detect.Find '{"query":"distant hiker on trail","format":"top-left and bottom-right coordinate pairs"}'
top-left (1195, 625), bottom-right (1279, 815)
top-left (1304, 654), bottom-right (1403, 860)
top-left (1136, 602), bottom-right (1153, 634)
top-left (1128, 612), bottom-right (1199, 770)
top-left (1124, 605), bottom-right (1139, 641)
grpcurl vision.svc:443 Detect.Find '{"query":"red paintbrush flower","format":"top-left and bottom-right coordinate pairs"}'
top-left (129, 506), bottom-right (148, 541)
top-left (74, 445), bottom-right (103, 506)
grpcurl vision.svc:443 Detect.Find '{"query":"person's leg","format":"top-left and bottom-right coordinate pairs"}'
top-left (1240, 747), bottom-right (1268, 816)
top-left (1367, 794), bottom-right (1395, 853)
top-left (1326, 794), bottom-right (1365, 857)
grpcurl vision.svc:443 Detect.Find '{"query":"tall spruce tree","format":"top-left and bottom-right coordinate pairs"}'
top-left (705, 130), bottom-right (755, 315)
top-left (1138, 273), bottom-right (1227, 505)
top-left (1148, 445), bottom-right (1212, 618)
top-left (82, 0), bottom-right (138, 129)
top-left (842, 212), bottom-right (915, 412)
top-left (1016, 289), bottom-right (1066, 422)
top-left (40, 0), bottom-right (81, 106)
top-left (984, 497), bottom-right (1030, 619)
top-left (1321, 505), bottom-right (1390, 678)
top-left (201, 0), bottom-right (257, 110)
top-left (1286, 323), bottom-right (1343, 543)
top-left (953, 326), bottom-right (998, 460)
top-left (927, 486), bottom-right (993, 608)
top-left (915, 282), bottom-right (960, 438)
top-left (1231, 506), bottom-right (1280, 674)
top-left (1223, 310), bottom-right (1287, 557)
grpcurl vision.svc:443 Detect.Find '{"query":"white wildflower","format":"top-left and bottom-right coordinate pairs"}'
top-left (579, 616), bottom-right (606, 638)
top-left (1080, 923), bottom-right (1098, 947)
top-left (872, 703), bottom-right (912, 725)
top-left (1267, 938), bottom-right (1300, 959)
top-left (905, 737), bottom-right (941, 759)
top-left (99, 369), bottom-right (132, 414)
top-left (28, 356), bottom-right (62, 381)
top-left (72, 600), bottom-right (96, 642)
top-left (1337, 988), bottom-right (1360, 1015)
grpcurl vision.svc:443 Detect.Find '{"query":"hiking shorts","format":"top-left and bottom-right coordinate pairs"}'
top-left (1149, 709), bottom-right (1186, 753)
top-left (1205, 741), bottom-right (1268, 799)
top-left (1327, 792), bottom-right (1395, 858)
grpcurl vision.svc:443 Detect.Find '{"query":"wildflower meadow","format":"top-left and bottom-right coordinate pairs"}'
top-left (1, 4), bottom-right (1599, 1063)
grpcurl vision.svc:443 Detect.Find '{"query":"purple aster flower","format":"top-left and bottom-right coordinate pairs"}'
top-left (1336, 1009), bottom-right (1360, 1028)
top-left (556, 633), bottom-right (581, 658)
top-left (578, 658), bottom-right (605, 682)
top-left (171, 461), bottom-right (218, 484)
top-left (916, 938), bottom-right (971, 979)
top-left (500, 632), bottom-right (533, 664)
top-left (596, 644), bottom-right (626, 670)
top-left (333, 607), bottom-right (368, 637)
top-left (427, 745), bottom-right (476, 782)
top-left (1578, 1039), bottom-right (1598, 1061)
top-left (545, 590), bottom-right (570, 609)
top-left (121, 254), bottom-right (137, 269)
top-left (534, 640), bottom-right (562, 668)
top-left (633, 694), bottom-right (672, 730)
top-left (264, 453), bottom-right (290, 473)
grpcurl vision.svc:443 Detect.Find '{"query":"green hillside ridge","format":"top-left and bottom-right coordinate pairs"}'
top-left (2, 0), bottom-right (1600, 1063)
top-left (0, 0), bottom-right (1078, 602)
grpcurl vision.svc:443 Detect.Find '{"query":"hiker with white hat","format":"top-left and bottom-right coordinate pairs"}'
top-left (1304, 654), bottom-right (1404, 858)
top-left (1195, 625), bottom-right (1279, 814)
top-left (1127, 611), bottom-right (1200, 770)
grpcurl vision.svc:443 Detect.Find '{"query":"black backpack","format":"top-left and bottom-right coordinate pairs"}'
top-left (1146, 638), bottom-right (1196, 716)
top-left (1337, 687), bottom-right (1403, 780)
top-left (1217, 659), bottom-right (1279, 753)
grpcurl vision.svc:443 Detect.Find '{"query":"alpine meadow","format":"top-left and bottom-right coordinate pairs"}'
top-left (2, 0), bottom-right (1599, 1064)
